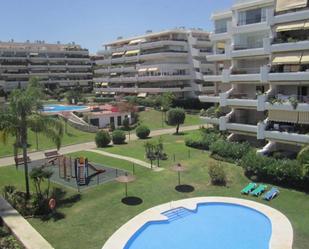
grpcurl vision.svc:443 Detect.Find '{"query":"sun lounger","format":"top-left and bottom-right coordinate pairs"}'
top-left (263, 187), bottom-right (279, 201)
top-left (250, 184), bottom-right (267, 196)
top-left (241, 183), bottom-right (257, 195)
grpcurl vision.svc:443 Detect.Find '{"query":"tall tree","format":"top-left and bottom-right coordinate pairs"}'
top-left (0, 77), bottom-right (63, 198)
top-left (167, 108), bottom-right (186, 134)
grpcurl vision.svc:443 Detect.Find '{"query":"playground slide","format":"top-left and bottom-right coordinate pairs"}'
top-left (88, 163), bottom-right (106, 174)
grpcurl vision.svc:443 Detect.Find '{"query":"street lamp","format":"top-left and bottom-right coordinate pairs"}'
top-left (160, 106), bottom-right (164, 128)
top-left (128, 114), bottom-right (131, 141)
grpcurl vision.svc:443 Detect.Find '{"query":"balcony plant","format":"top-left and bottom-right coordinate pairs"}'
top-left (288, 96), bottom-right (299, 110)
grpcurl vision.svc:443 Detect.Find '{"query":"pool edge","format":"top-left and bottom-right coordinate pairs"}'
top-left (102, 197), bottom-right (293, 249)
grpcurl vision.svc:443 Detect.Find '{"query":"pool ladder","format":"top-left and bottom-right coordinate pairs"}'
top-left (162, 207), bottom-right (193, 222)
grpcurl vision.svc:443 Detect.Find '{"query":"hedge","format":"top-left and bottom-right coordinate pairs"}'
top-left (185, 130), bottom-right (221, 150)
top-left (241, 151), bottom-right (307, 190)
top-left (209, 139), bottom-right (251, 162)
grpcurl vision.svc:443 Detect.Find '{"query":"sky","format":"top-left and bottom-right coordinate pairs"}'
top-left (1, 0), bottom-right (234, 53)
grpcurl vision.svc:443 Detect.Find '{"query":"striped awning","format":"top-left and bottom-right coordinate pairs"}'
top-left (148, 67), bottom-right (158, 72)
top-left (272, 53), bottom-right (302, 65)
top-left (129, 39), bottom-right (146, 45)
top-left (112, 51), bottom-right (125, 56)
top-left (276, 0), bottom-right (308, 12)
top-left (299, 112), bottom-right (309, 124)
top-left (301, 52), bottom-right (309, 64)
top-left (275, 21), bottom-right (305, 32)
top-left (137, 93), bottom-right (147, 98)
top-left (269, 110), bottom-right (299, 123)
top-left (125, 50), bottom-right (140, 55)
top-left (138, 68), bottom-right (147, 72)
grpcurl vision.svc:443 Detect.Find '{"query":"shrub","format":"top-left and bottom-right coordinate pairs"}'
top-left (241, 151), bottom-right (305, 189)
top-left (210, 140), bottom-right (251, 162)
top-left (185, 128), bottom-right (221, 150)
top-left (122, 117), bottom-right (130, 130)
top-left (167, 108), bottom-right (186, 134)
top-left (136, 125), bottom-right (150, 139)
top-left (112, 130), bottom-right (126, 144)
top-left (95, 130), bottom-right (111, 147)
top-left (208, 162), bottom-right (227, 186)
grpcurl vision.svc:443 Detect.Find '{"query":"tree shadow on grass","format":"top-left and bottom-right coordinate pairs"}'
top-left (172, 132), bottom-right (186, 136)
top-left (40, 187), bottom-right (82, 222)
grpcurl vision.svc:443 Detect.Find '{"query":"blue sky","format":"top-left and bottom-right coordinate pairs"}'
top-left (1, 0), bottom-right (234, 53)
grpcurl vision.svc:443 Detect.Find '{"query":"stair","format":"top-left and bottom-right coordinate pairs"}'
top-left (162, 207), bottom-right (193, 222)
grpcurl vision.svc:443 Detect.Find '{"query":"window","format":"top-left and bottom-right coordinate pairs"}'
top-left (117, 116), bottom-right (122, 126)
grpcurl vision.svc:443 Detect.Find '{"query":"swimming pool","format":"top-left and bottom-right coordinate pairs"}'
top-left (124, 202), bottom-right (272, 249)
top-left (42, 104), bottom-right (89, 113)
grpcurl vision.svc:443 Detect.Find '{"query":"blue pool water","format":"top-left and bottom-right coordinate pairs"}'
top-left (43, 104), bottom-right (88, 113)
top-left (125, 203), bottom-right (272, 249)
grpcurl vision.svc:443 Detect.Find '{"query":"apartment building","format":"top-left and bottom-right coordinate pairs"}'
top-left (199, 0), bottom-right (309, 155)
top-left (93, 28), bottom-right (215, 98)
top-left (0, 41), bottom-right (92, 92)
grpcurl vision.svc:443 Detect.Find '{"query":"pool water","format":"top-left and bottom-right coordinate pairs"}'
top-left (125, 203), bottom-right (272, 249)
top-left (43, 104), bottom-right (88, 113)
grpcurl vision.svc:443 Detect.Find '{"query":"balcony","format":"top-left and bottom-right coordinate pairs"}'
top-left (210, 21), bottom-right (232, 41)
top-left (199, 94), bottom-right (220, 103)
top-left (271, 39), bottom-right (309, 53)
top-left (94, 86), bottom-right (193, 93)
top-left (226, 93), bottom-right (258, 108)
top-left (266, 95), bottom-right (309, 112)
top-left (265, 131), bottom-right (309, 144)
top-left (268, 71), bottom-right (309, 81)
top-left (226, 123), bottom-right (258, 134)
top-left (231, 38), bottom-right (270, 57)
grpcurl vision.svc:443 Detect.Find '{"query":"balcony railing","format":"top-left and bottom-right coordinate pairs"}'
top-left (238, 16), bottom-right (266, 26)
top-left (234, 41), bottom-right (264, 50)
top-left (214, 27), bottom-right (227, 34)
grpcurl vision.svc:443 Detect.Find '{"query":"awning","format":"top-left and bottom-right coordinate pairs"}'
top-left (301, 52), bottom-right (309, 64)
top-left (138, 68), bottom-right (147, 72)
top-left (276, 0), bottom-right (308, 12)
top-left (275, 21), bottom-right (305, 32)
top-left (129, 39), bottom-right (146, 45)
top-left (110, 72), bottom-right (117, 76)
top-left (125, 50), bottom-right (140, 55)
top-left (101, 92), bottom-right (108, 95)
top-left (148, 67), bottom-right (158, 72)
top-left (101, 82), bottom-right (108, 86)
top-left (304, 21), bottom-right (309, 29)
top-left (29, 52), bottom-right (39, 56)
top-left (272, 53), bottom-right (302, 65)
top-left (299, 112), bottom-right (309, 124)
top-left (216, 42), bottom-right (225, 49)
top-left (112, 51), bottom-right (125, 56)
top-left (269, 110), bottom-right (299, 123)
top-left (137, 93), bottom-right (147, 98)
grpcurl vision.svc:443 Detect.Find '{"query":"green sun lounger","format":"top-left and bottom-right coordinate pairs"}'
top-left (241, 183), bottom-right (257, 194)
top-left (250, 184), bottom-right (267, 196)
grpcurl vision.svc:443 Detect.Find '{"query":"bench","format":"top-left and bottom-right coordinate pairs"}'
top-left (14, 156), bottom-right (31, 166)
top-left (44, 150), bottom-right (61, 165)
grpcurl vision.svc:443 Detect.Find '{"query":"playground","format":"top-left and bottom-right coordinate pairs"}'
top-left (17, 155), bottom-right (127, 191)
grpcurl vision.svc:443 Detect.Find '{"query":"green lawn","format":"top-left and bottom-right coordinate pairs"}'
top-left (0, 121), bottom-right (95, 157)
top-left (137, 109), bottom-right (203, 130)
top-left (0, 133), bottom-right (308, 249)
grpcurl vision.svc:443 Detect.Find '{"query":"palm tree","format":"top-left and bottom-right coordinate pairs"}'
top-left (0, 77), bottom-right (63, 198)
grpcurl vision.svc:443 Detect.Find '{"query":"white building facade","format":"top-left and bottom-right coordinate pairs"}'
top-left (199, 0), bottom-right (309, 154)
top-left (0, 41), bottom-right (92, 92)
top-left (94, 28), bottom-right (215, 98)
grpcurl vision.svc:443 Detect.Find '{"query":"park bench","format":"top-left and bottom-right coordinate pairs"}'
top-left (44, 150), bottom-right (61, 165)
top-left (14, 156), bottom-right (31, 166)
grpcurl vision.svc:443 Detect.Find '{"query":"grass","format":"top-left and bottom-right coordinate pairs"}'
top-left (0, 109), bottom-right (202, 158)
top-left (137, 109), bottom-right (203, 130)
top-left (0, 120), bottom-right (95, 157)
top-left (0, 132), bottom-right (308, 249)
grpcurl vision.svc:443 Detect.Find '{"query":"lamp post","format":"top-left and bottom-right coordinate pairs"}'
top-left (161, 106), bottom-right (164, 128)
top-left (128, 114), bottom-right (131, 141)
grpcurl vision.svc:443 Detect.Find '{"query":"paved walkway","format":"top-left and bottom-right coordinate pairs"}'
top-left (0, 197), bottom-right (54, 249)
top-left (0, 125), bottom-right (201, 167)
top-left (86, 149), bottom-right (156, 170)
